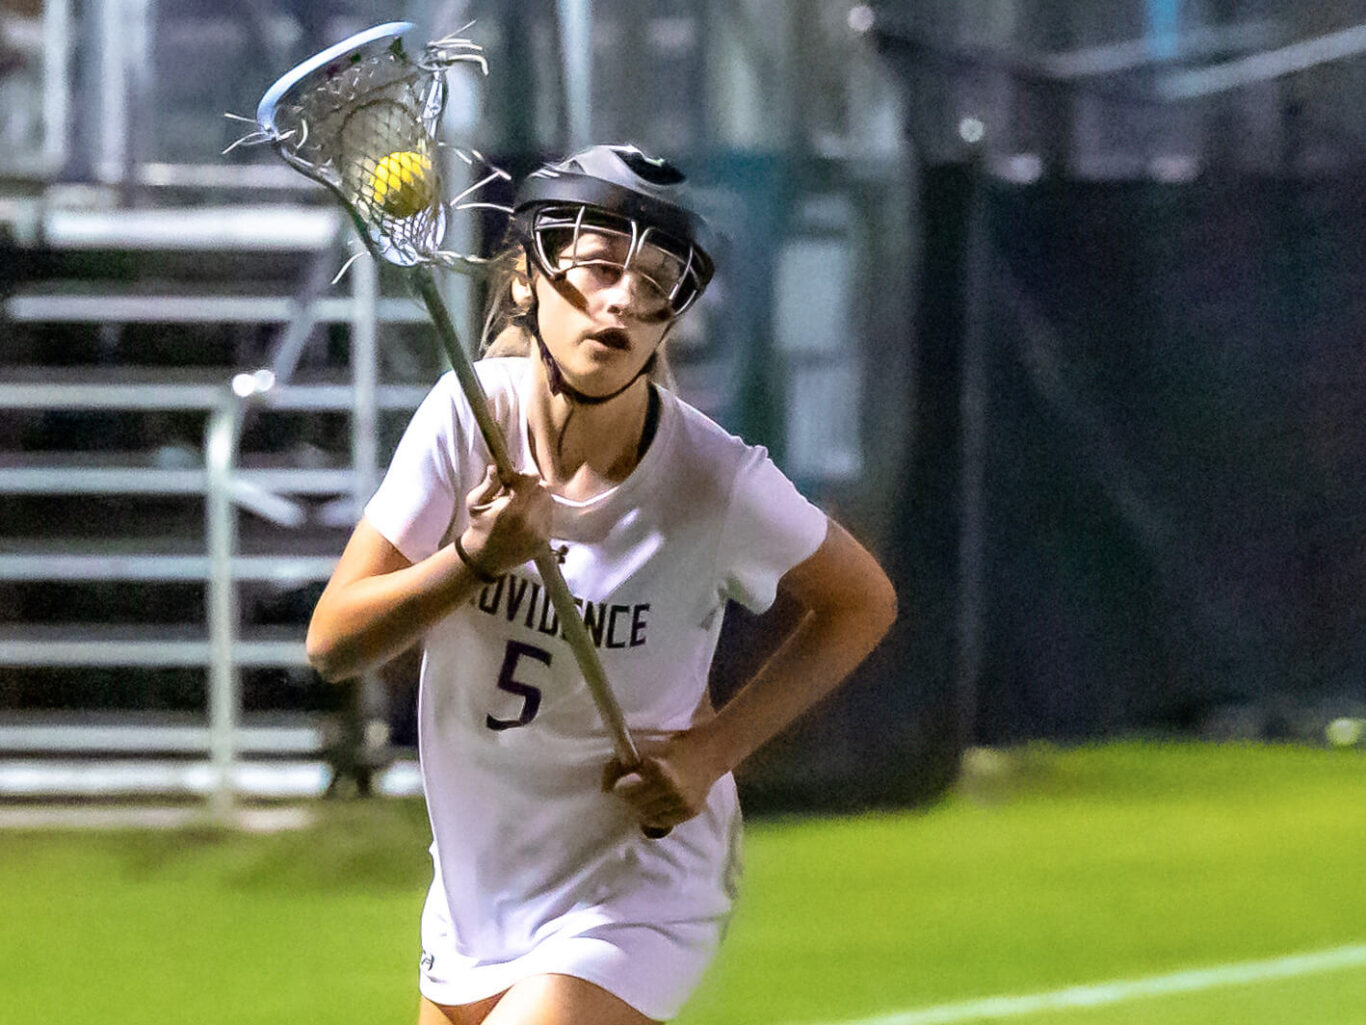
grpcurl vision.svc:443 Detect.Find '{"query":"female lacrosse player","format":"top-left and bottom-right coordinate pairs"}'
top-left (307, 144), bottom-right (896, 1025)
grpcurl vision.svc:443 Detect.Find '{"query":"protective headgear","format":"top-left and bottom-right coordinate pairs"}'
top-left (513, 143), bottom-right (715, 319)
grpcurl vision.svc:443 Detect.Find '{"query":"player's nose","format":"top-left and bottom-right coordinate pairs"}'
top-left (601, 271), bottom-right (660, 317)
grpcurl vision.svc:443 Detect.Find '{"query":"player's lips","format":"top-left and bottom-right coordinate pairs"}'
top-left (587, 328), bottom-right (631, 351)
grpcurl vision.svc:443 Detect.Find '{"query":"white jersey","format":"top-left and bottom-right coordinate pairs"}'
top-left (364, 357), bottom-right (827, 1015)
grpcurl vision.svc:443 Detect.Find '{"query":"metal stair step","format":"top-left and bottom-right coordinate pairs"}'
top-left (0, 759), bottom-right (331, 799)
top-left (0, 757), bottom-right (423, 800)
top-left (0, 549), bottom-right (337, 583)
top-left (0, 625), bottom-right (308, 667)
top-left (5, 291), bottom-right (429, 324)
top-left (0, 711), bottom-right (326, 755)
top-left (0, 449), bottom-right (350, 469)
top-left (35, 204), bottom-right (341, 252)
top-left (0, 369), bottom-right (429, 411)
top-left (0, 463), bottom-right (356, 495)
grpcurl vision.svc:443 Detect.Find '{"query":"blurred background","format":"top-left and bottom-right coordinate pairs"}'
top-left (1, 0), bottom-right (1365, 825)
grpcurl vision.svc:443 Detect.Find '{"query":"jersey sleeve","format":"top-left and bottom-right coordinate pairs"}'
top-left (716, 445), bottom-right (829, 613)
top-left (363, 374), bottom-right (466, 564)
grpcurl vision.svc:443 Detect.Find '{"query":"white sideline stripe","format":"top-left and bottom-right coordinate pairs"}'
top-left (805, 943), bottom-right (1366, 1025)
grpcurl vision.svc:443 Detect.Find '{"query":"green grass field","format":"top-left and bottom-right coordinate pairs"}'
top-left (3, 741), bottom-right (1364, 1024)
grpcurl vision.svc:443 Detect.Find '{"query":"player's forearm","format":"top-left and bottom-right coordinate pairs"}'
top-left (695, 595), bottom-right (896, 776)
top-left (306, 544), bottom-right (483, 681)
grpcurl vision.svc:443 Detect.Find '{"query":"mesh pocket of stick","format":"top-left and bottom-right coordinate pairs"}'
top-left (254, 21), bottom-right (493, 267)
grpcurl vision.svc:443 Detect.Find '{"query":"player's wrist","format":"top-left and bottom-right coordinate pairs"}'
top-left (686, 719), bottom-right (742, 780)
top-left (454, 532), bottom-right (499, 583)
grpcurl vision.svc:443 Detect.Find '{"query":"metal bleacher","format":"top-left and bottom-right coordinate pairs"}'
top-left (0, 196), bottom-right (434, 818)
top-left (0, 2), bottom-right (447, 819)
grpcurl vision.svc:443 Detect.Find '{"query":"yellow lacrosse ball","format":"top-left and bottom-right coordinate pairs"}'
top-left (370, 150), bottom-right (434, 218)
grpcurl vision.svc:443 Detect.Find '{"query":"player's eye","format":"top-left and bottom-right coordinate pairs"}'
top-left (570, 235), bottom-right (628, 264)
top-left (574, 261), bottom-right (623, 286)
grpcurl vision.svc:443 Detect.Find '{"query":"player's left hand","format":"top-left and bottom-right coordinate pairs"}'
top-left (603, 732), bottom-right (724, 832)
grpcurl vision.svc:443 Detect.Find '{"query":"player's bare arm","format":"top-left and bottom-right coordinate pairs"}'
top-left (307, 467), bottom-right (552, 682)
top-left (609, 520), bottom-right (897, 830)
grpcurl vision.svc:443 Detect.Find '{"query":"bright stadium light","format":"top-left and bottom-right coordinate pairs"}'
top-left (848, 5), bottom-right (876, 34)
top-left (231, 368), bottom-right (276, 398)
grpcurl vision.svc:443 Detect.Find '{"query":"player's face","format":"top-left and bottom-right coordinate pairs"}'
top-left (532, 228), bottom-right (674, 396)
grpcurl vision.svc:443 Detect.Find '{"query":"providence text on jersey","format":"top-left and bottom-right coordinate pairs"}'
top-left (469, 570), bottom-right (651, 650)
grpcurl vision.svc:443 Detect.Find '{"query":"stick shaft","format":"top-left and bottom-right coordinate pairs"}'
top-left (410, 266), bottom-right (641, 768)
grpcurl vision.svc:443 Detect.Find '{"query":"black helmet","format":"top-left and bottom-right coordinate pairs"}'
top-left (513, 144), bottom-right (715, 317)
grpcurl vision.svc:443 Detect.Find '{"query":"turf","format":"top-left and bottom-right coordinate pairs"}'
top-left (3, 741), bottom-right (1364, 1025)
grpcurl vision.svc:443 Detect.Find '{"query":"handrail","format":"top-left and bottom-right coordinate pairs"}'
top-left (204, 391), bottom-right (244, 824)
top-left (1158, 21), bottom-right (1366, 99)
top-left (198, 242), bottom-right (383, 822)
top-left (203, 370), bottom-right (300, 821)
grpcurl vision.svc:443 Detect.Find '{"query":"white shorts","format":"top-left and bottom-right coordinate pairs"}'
top-left (418, 860), bottom-right (728, 1021)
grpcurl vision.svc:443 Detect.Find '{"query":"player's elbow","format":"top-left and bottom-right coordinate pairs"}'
top-left (305, 620), bottom-right (353, 683)
top-left (306, 640), bottom-right (344, 683)
top-left (816, 566), bottom-right (898, 650)
top-left (865, 568), bottom-right (899, 641)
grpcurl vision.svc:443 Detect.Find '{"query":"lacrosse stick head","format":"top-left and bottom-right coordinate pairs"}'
top-left (256, 22), bottom-right (490, 267)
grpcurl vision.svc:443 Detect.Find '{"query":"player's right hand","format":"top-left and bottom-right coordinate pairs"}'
top-left (459, 466), bottom-right (553, 575)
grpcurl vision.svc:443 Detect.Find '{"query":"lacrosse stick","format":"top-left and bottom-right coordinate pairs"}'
top-left (250, 22), bottom-right (665, 835)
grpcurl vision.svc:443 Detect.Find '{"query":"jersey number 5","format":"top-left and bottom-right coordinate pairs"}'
top-left (486, 640), bottom-right (549, 731)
